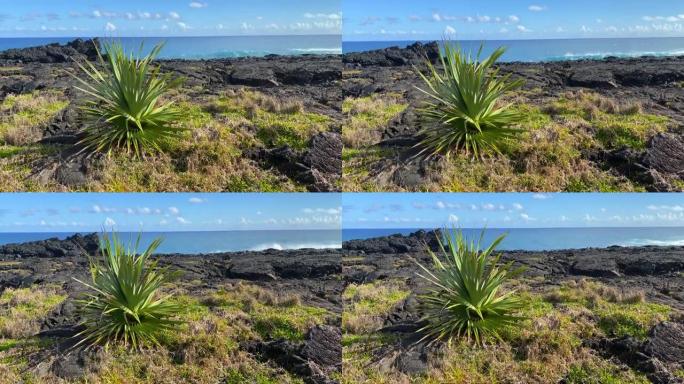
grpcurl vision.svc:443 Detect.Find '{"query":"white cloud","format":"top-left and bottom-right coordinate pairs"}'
top-left (432, 12), bottom-right (442, 22)
top-left (105, 22), bottom-right (116, 32)
top-left (448, 214), bottom-right (459, 223)
top-left (508, 15), bottom-right (520, 23)
top-left (176, 217), bottom-right (190, 224)
top-left (177, 22), bottom-right (189, 30)
top-left (189, 197), bottom-right (206, 204)
top-left (169, 12), bottom-right (181, 20)
top-left (304, 12), bottom-right (341, 20)
top-left (583, 214), bottom-right (597, 222)
top-left (532, 193), bottom-right (551, 200)
top-left (517, 25), bottom-right (532, 32)
top-left (444, 25), bottom-right (456, 34)
top-left (168, 207), bottom-right (180, 215)
top-left (104, 217), bottom-right (116, 226)
top-left (647, 205), bottom-right (684, 212)
top-left (189, 2), bottom-right (207, 8)
top-left (520, 213), bottom-right (536, 221)
top-left (512, 203), bottom-right (524, 210)
top-left (482, 203), bottom-right (496, 211)
top-left (528, 5), bottom-right (546, 12)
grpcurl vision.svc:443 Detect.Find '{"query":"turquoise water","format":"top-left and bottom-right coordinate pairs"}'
top-left (0, 230), bottom-right (341, 254)
top-left (0, 35), bottom-right (341, 59)
top-left (343, 37), bottom-right (684, 62)
top-left (343, 227), bottom-right (684, 251)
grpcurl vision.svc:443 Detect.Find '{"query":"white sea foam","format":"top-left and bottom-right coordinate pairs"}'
top-left (621, 238), bottom-right (684, 247)
top-left (249, 242), bottom-right (342, 251)
top-left (554, 49), bottom-right (684, 61)
top-left (290, 47), bottom-right (342, 54)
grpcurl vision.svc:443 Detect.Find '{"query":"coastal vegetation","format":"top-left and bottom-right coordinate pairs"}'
top-left (342, 273), bottom-right (675, 384)
top-left (73, 42), bottom-right (184, 159)
top-left (74, 234), bottom-right (182, 350)
top-left (415, 230), bottom-right (524, 345)
top-left (341, 43), bottom-right (680, 192)
top-left (414, 44), bottom-right (524, 160)
top-left (341, 230), bottom-right (683, 383)
top-left (0, 38), bottom-right (340, 192)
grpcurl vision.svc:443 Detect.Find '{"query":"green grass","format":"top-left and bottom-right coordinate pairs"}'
top-left (342, 95), bottom-right (407, 129)
top-left (211, 91), bottom-right (331, 150)
top-left (565, 361), bottom-right (650, 384)
top-left (595, 303), bottom-right (671, 339)
top-left (0, 282), bottom-right (328, 383)
top-left (545, 92), bottom-right (669, 150)
top-left (0, 91), bottom-right (69, 145)
top-left (342, 278), bottom-right (674, 384)
top-left (343, 280), bottom-right (410, 334)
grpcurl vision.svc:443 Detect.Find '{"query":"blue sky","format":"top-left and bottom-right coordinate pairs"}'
top-left (0, 193), bottom-right (341, 232)
top-left (343, 193), bottom-right (684, 229)
top-left (343, 0), bottom-right (684, 41)
top-left (0, 0), bottom-right (341, 37)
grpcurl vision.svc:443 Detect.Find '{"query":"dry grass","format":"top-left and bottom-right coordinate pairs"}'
top-left (343, 89), bottom-right (669, 192)
top-left (342, 94), bottom-right (407, 148)
top-left (342, 280), bottom-right (410, 334)
top-left (342, 279), bottom-right (668, 384)
top-left (1, 282), bottom-right (325, 383)
top-left (0, 285), bottom-right (66, 338)
top-left (0, 91), bottom-right (69, 146)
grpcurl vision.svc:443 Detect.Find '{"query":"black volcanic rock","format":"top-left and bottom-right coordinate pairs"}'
top-left (644, 322), bottom-right (684, 365)
top-left (0, 233), bottom-right (99, 259)
top-left (644, 133), bottom-right (684, 177)
top-left (343, 42), bottom-right (440, 67)
top-left (250, 131), bottom-right (343, 192)
top-left (0, 38), bottom-right (99, 63)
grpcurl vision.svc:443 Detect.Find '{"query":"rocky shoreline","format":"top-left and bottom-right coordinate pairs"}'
top-left (342, 230), bottom-right (684, 383)
top-left (342, 42), bottom-right (684, 192)
top-left (0, 39), bottom-right (342, 192)
top-left (0, 234), bottom-right (342, 383)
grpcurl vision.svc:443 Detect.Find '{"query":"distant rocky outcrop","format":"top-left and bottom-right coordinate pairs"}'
top-left (0, 38), bottom-right (99, 63)
top-left (0, 233), bottom-right (99, 259)
top-left (343, 41), bottom-right (440, 67)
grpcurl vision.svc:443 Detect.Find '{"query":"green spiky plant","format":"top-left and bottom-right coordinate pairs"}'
top-left (414, 42), bottom-right (525, 160)
top-left (72, 41), bottom-right (184, 159)
top-left (415, 229), bottom-right (525, 345)
top-left (74, 232), bottom-right (182, 350)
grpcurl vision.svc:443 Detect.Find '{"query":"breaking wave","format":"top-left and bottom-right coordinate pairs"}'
top-left (249, 242), bottom-right (342, 251)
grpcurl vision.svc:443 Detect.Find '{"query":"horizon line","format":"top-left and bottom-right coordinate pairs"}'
top-left (0, 33), bottom-right (341, 39)
top-left (342, 35), bottom-right (684, 43)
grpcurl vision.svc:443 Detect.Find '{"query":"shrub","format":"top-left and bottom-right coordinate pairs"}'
top-left (415, 229), bottom-right (525, 345)
top-left (414, 42), bottom-right (525, 160)
top-left (74, 233), bottom-right (182, 349)
top-left (73, 41), bottom-right (184, 159)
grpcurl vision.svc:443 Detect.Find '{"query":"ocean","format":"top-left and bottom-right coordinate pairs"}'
top-left (343, 37), bottom-right (684, 63)
top-left (343, 227), bottom-right (684, 251)
top-left (0, 35), bottom-right (341, 59)
top-left (0, 230), bottom-right (341, 254)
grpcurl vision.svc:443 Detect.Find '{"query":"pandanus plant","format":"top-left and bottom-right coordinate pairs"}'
top-left (74, 233), bottom-right (181, 349)
top-left (415, 228), bottom-right (525, 345)
top-left (72, 41), bottom-right (184, 159)
top-left (414, 42), bottom-right (525, 160)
